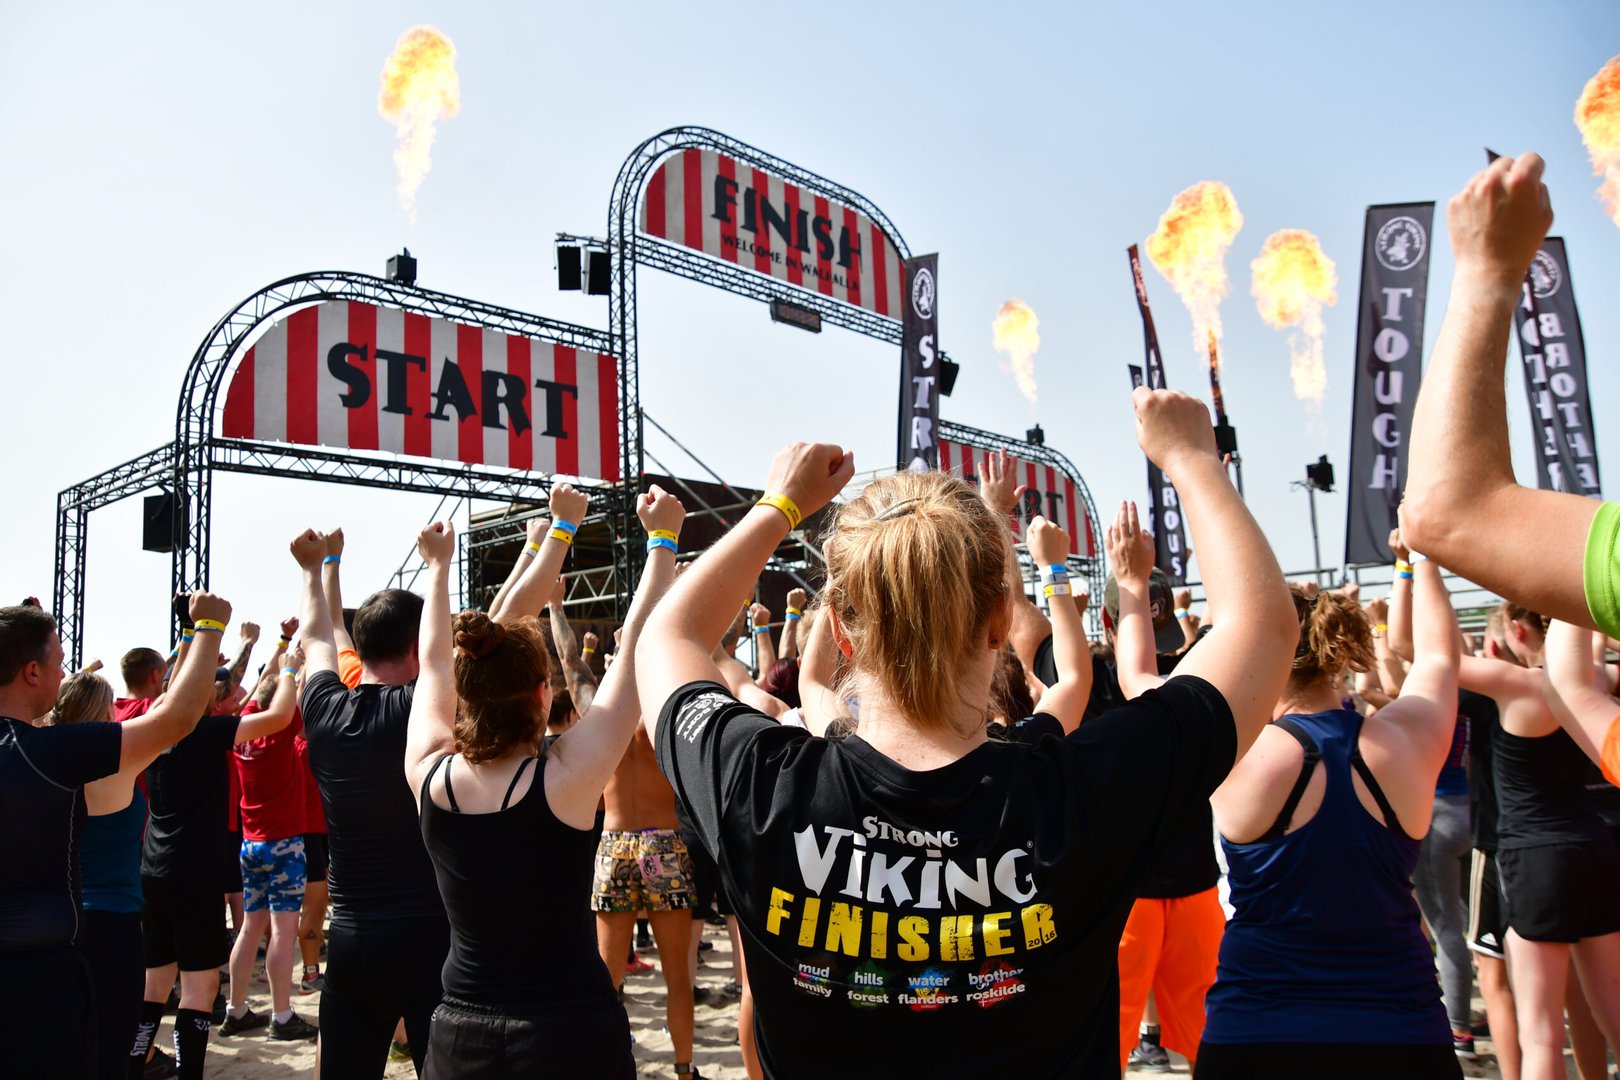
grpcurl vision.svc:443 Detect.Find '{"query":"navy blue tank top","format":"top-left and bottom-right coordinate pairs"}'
top-left (1203, 709), bottom-right (1450, 1046)
top-left (82, 787), bottom-right (146, 915)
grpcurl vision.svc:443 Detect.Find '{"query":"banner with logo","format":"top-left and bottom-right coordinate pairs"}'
top-left (1514, 237), bottom-right (1601, 497)
top-left (1344, 203), bottom-right (1434, 566)
top-left (898, 255), bottom-right (939, 471)
top-left (1126, 245), bottom-right (1188, 584)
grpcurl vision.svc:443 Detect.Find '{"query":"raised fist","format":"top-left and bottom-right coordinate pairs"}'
top-left (1447, 153), bottom-right (1554, 292)
top-left (1132, 388), bottom-right (1219, 476)
top-left (749, 603), bottom-right (771, 628)
top-left (1387, 528), bottom-right (1410, 565)
top-left (417, 520), bottom-right (456, 565)
top-left (188, 591), bottom-right (233, 628)
top-left (786, 588), bottom-right (808, 612)
top-left (637, 484), bottom-right (686, 536)
top-left (325, 528), bottom-right (345, 557)
top-left (549, 576), bottom-right (568, 607)
top-left (1026, 516), bottom-right (1071, 569)
top-left (279, 616), bottom-right (299, 639)
top-left (762, 442), bottom-right (856, 522)
top-left (548, 482), bottom-right (589, 529)
top-left (239, 622), bottom-right (260, 643)
top-left (582, 630), bottom-right (599, 653)
top-left (290, 529), bottom-right (327, 570)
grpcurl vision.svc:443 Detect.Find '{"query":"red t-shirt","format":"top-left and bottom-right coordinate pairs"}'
top-left (112, 697), bottom-right (154, 798)
top-left (295, 730), bottom-right (326, 834)
top-left (232, 703), bottom-right (305, 842)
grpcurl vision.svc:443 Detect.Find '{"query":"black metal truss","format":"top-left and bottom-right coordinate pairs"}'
top-left (608, 126), bottom-right (916, 606)
top-left (940, 419), bottom-right (1108, 624)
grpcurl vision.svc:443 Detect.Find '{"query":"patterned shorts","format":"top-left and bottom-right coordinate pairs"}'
top-left (591, 829), bottom-right (694, 913)
top-left (241, 835), bottom-right (307, 913)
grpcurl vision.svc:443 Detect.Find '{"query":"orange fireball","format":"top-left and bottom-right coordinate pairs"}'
top-left (1250, 229), bottom-right (1338, 405)
top-left (379, 26), bottom-right (461, 222)
top-left (1576, 54), bottom-right (1620, 227)
top-left (1145, 181), bottom-right (1244, 355)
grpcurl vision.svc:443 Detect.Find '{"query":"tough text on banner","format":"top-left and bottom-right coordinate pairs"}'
top-left (1343, 203), bottom-right (1434, 566)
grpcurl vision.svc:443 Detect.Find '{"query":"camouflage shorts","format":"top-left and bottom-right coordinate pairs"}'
top-left (591, 829), bottom-right (694, 913)
top-left (240, 835), bottom-right (307, 913)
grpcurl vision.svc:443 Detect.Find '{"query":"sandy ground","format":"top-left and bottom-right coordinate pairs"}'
top-left (178, 922), bottom-right (1591, 1078)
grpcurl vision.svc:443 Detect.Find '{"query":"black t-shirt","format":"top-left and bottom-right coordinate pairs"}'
top-left (300, 671), bottom-right (444, 924)
top-left (0, 717), bottom-right (123, 950)
top-left (656, 675), bottom-right (1236, 1079)
top-left (1493, 724), bottom-right (1606, 849)
top-left (142, 715), bottom-right (241, 881)
top-left (1460, 690), bottom-right (1501, 851)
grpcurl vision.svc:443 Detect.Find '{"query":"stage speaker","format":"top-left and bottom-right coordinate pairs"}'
top-left (143, 492), bottom-right (178, 553)
top-left (939, 357), bottom-right (960, 397)
top-left (556, 245), bottom-right (582, 291)
top-left (585, 249), bottom-right (611, 295)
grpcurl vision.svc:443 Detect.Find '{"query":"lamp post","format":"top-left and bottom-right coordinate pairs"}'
top-left (1292, 455), bottom-right (1335, 586)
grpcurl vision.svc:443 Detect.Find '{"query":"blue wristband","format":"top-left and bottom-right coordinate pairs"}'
top-left (323, 555), bottom-right (340, 565)
top-left (551, 519), bottom-right (579, 537)
top-left (646, 536), bottom-right (678, 554)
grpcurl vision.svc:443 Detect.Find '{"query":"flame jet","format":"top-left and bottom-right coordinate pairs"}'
top-left (1251, 229), bottom-right (1338, 407)
top-left (992, 300), bottom-right (1040, 406)
top-left (1577, 55), bottom-right (1620, 227)
top-left (379, 26), bottom-right (461, 223)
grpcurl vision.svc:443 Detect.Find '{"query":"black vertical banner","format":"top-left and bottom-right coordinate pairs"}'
top-left (1344, 202), bottom-right (1435, 566)
top-left (898, 254), bottom-right (940, 471)
top-left (1126, 245), bottom-right (1188, 584)
top-left (1514, 237), bottom-right (1602, 497)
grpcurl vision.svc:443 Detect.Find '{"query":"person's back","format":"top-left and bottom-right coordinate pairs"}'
top-left (1208, 706), bottom-right (1443, 1038)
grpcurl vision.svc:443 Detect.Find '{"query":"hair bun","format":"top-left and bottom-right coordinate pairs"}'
top-left (453, 612), bottom-right (507, 660)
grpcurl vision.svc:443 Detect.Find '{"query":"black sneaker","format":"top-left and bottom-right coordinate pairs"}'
top-left (1127, 1039), bottom-right (1171, 1073)
top-left (692, 986), bottom-right (720, 1008)
top-left (636, 926), bottom-right (654, 950)
top-left (270, 1012), bottom-right (319, 1041)
top-left (1453, 1033), bottom-right (1478, 1060)
top-left (697, 940), bottom-right (714, 953)
top-left (142, 1047), bottom-right (180, 1079)
top-left (219, 1007), bottom-right (270, 1036)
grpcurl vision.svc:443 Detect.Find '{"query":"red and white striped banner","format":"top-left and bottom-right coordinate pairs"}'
top-left (221, 300), bottom-right (620, 481)
top-left (937, 439), bottom-right (1096, 557)
top-left (639, 148), bottom-right (906, 319)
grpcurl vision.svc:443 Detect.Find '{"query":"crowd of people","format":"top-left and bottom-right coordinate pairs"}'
top-left (3, 150), bottom-right (1619, 1080)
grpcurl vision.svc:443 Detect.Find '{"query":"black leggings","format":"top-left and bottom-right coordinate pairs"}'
top-left (318, 916), bottom-right (449, 1079)
top-left (80, 910), bottom-right (144, 1080)
top-left (423, 995), bottom-right (634, 1080)
top-left (0, 946), bottom-right (96, 1078)
top-left (1195, 1041), bottom-right (1463, 1079)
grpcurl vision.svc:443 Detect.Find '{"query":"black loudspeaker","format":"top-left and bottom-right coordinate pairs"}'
top-left (556, 245), bottom-right (582, 291)
top-left (143, 492), bottom-right (177, 553)
top-left (585, 249), bottom-right (611, 295)
top-left (938, 357), bottom-right (960, 397)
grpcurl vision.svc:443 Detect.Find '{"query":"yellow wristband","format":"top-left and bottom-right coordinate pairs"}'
top-left (582, 646), bottom-right (596, 656)
top-left (757, 493), bottom-right (803, 530)
top-left (1375, 623), bottom-right (1389, 633)
top-left (193, 619), bottom-right (226, 634)
top-left (549, 528), bottom-right (574, 545)
top-left (1394, 561), bottom-right (1413, 574)
top-left (786, 606), bottom-right (803, 617)
top-left (648, 528), bottom-right (679, 542)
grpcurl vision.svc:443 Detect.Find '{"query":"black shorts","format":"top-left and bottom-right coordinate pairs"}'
top-left (222, 828), bottom-right (244, 893)
top-left (1196, 1041), bottom-right (1461, 1080)
top-left (303, 832), bottom-right (329, 883)
top-left (423, 994), bottom-right (634, 1080)
top-left (681, 828), bottom-right (731, 919)
top-left (141, 873), bottom-right (229, 971)
top-left (1467, 849), bottom-right (1506, 959)
top-left (1498, 839), bottom-right (1620, 943)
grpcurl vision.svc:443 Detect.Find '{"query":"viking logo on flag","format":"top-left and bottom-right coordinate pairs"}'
top-left (639, 148), bottom-right (906, 318)
top-left (221, 300), bottom-right (621, 481)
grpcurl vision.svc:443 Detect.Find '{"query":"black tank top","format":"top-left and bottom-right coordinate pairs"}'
top-left (1493, 726), bottom-right (1606, 849)
top-left (419, 753), bottom-right (618, 1011)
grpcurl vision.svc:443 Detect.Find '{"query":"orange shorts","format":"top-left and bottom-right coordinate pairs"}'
top-left (1118, 887), bottom-right (1225, 1069)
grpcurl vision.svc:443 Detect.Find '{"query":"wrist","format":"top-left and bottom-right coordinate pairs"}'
top-left (1174, 608), bottom-right (1189, 620)
top-left (756, 493), bottom-right (803, 531)
top-left (323, 554), bottom-right (340, 565)
top-left (1450, 264), bottom-right (1527, 304)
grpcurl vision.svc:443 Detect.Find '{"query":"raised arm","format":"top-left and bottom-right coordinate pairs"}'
top-left (780, 588), bottom-right (808, 661)
top-left (546, 487), bottom-right (686, 826)
top-left (227, 622), bottom-right (260, 690)
top-left (235, 652), bottom-right (301, 743)
top-left (405, 520), bottom-right (460, 797)
top-left (1374, 558), bottom-right (1462, 769)
top-left (1542, 619), bottom-right (1618, 769)
top-left (323, 528), bottom-right (356, 654)
top-left (638, 443), bottom-right (855, 742)
top-left (749, 603), bottom-right (778, 676)
top-left (1025, 517), bottom-right (1091, 732)
top-left (982, 450), bottom-right (1052, 684)
top-left (1385, 529), bottom-right (1415, 663)
top-left (119, 592), bottom-right (234, 767)
top-left (1132, 388), bottom-right (1297, 756)
top-left (1402, 153), bottom-right (1602, 631)
top-left (489, 515), bottom-right (547, 619)
top-left (1107, 500), bottom-right (1164, 701)
top-left (491, 483), bottom-right (589, 622)
top-left (547, 577), bottom-right (598, 713)
top-left (291, 529), bottom-right (338, 677)
top-left (797, 604), bottom-right (844, 736)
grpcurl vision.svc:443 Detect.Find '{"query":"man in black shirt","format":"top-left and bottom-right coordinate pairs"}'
top-left (0, 596), bottom-right (229, 1080)
top-left (291, 528), bottom-right (446, 1078)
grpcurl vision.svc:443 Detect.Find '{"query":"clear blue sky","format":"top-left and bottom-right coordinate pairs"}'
top-left (4, 1), bottom-right (1618, 666)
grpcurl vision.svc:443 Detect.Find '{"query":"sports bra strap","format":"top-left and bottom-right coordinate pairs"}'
top-left (1258, 717), bottom-right (1322, 842)
top-left (425, 752), bottom-right (460, 813)
top-left (1350, 749), bottom-right (1411, 839)
top-left (501, 757), bottom-right (536, 811)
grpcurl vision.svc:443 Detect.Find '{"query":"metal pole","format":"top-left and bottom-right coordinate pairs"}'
top-left (1206, 331), bottom-right (1245, 498)
top-left (1307, 483), bottom-right (1323, 587)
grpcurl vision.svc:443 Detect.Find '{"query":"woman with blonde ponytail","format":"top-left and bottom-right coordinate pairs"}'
top-left (638, 388), bottom-right (1298, 1078)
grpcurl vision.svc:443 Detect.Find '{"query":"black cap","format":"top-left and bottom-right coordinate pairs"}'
top-left (1102, 568), bottom-right (1185, 654)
